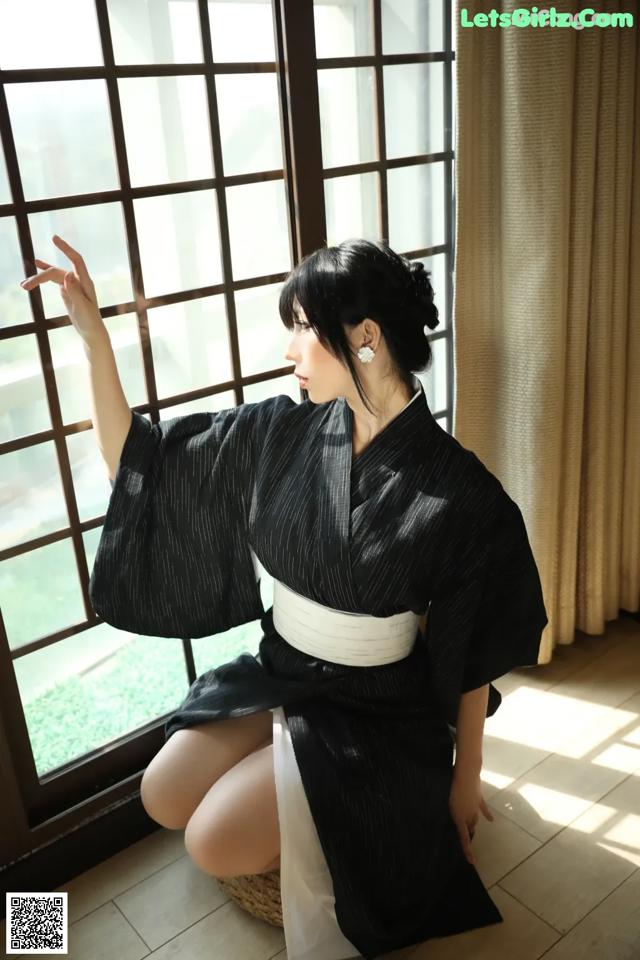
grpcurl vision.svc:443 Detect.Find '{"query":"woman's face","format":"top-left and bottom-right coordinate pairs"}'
top-left (284, 301), bottom-right (357, 402)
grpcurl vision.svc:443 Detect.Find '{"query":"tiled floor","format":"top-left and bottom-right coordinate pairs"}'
top-left (3, 617), bottom-right (639, 959)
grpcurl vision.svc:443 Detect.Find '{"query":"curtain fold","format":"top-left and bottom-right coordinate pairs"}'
top-left (452, 0), bottom-right (640, 663)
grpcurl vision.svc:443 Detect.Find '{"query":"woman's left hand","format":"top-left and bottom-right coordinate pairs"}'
top-left (448, 768), bottom-right (494, 866)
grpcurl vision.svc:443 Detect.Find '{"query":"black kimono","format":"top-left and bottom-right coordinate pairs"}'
top-left (89, 375), bottom-right (548, 959)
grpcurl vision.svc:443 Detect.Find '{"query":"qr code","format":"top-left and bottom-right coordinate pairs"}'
top-left (6, 892), bottom-right (68, 955)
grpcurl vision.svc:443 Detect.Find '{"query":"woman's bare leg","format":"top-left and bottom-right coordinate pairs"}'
top-left (140, 709), bottom-right (274, 831)
top-left (184, 741), bottom-right (280, 877)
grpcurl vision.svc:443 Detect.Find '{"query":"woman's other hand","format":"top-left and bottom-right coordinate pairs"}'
top-left (448, 768), bottom-right (494, 866)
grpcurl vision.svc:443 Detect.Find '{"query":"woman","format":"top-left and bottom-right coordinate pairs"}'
top-left (21, 237), bottom-right (548, 959)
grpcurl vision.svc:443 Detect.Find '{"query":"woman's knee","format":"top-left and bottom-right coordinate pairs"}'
top-left (184, 743), bottom-right (279, 877)
top-left (140, 756), bottom-right (191, 830)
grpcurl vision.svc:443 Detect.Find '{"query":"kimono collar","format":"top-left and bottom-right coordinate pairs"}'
top-left (312, 374), bottom-right (439, 611)
top-left (341, 373), bottom-right (438, 474)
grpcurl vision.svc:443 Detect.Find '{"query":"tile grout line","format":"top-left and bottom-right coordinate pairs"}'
top-left (530, 865), bottom-right (640, 959)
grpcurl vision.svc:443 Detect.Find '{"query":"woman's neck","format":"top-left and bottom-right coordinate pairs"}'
top-left (349, 379), bottom-right (416, 454)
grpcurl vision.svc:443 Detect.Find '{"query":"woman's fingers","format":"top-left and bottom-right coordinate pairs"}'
top-left (19, 237), bottom-right (97, 304)
top-left (52, 235), bottom-right (96, 298)
top-left (20, 265), bottom-right (65, 289)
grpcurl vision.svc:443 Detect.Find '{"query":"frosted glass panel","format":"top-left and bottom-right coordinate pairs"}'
top-left (0, 0), bottom-right (102, 69)
top-left (6, 80), bottom-right (118, 202)
top-left (325, 172), bottom-right (380, 247)
top-left (208, 0), bottom-right (276, 61)
top-left (109, 0), bottom-right (204, 64)
top-left (147, 295), bottom-right (233, 399)
top-left (384, 63), bottom-right (444, 159)
top-left (119, 76), bottom-right (214, 187)
top-left (216, 73), bottom-right (284, 176)
top-left (387, 161), bottom-right (445, 253)
top-left (381, 0), bottom-right (444, 54)
top-left (318, 68), bottom-right (377, 169)
top-left (226, 179), bottom-right (291, 281)
top-left (314, 0), bottom-right (373, 57)
top-left (134, 189), bottom-right (223, 297)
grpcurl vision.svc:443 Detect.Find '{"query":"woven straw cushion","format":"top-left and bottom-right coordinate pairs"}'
top-left (216, 868), bottom-right (283, 927)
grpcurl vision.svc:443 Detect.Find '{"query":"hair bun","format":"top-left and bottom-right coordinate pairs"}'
top-left (408, 260), bottom-right (440, 331)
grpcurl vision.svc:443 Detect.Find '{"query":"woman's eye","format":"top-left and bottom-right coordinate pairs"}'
top-left (294, 321), bottom-right (310, 330)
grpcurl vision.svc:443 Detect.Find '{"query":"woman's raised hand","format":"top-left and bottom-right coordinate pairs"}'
top-left (19, 235), bottom-right (105, 344)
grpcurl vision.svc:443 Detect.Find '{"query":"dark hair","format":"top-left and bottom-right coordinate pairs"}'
top-left (279, 238), bottom-right (440, 414)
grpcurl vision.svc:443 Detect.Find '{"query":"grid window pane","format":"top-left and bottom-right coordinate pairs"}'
top-left (318, 67), bottom-right (378, 169)
top-left (384, 63), bottom-right (445, 159)
top-left (1, 540), bottom-right (85, 651)
top-left (381, 0), bottom-right (444, 54)
top-left (67, 428), bottom-right (118, 525)
top-left (387, 160), bottom-right (446, 252)
top-left (0, 145), bottom-right (12, 204)
top-left (216, 73), bottom-right (284, 176)
top-left (416, 335), bottom-right (447, 413)
top-left (6, 80), bottom-right (118, 202)
top-left (452, 56), bottom-right (457, 148)
top-left (243, 374), bottom-right (300, 404)
top-left (0, 0), bottom-right (103, 70)
top-left (235, 282), bottom-right (289, 377)
top-left (313, 0), bottom-right (373, 58)
top-left (119, 76), bottom-right (215, 187)
top-left (1, 441), bottom-right (66, 553)
top-left (2, 216), bottom-right (30, 328)
top-left (208, 0), bottom-right (276, 62)
top-left (147, 295), bottom-right (233, 399)
top-left (325, 171), bottom-right (380, 246)
top-left (13, 623), bottom-right (189, 777)
top-left (415, 253), bottom-right (448, 330)
top-left (226, 179), bottom-right (292, 280)
top-left (27, 203), bottom-right (132, 320)
top-left (108, 0), bottom-right (204, 65)
top-left (1, 334), bottom-right (50, 445)
top-left (49, 312), bottom-right (147, 427)
top-left (134, 189), bottom-right (223, 296)
top-left (161, 389), bottom-right (236, 419)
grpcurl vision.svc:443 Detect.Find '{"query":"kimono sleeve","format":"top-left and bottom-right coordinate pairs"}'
top-left (424, 488), bottom-right (549, 730)
top-left (88, 395), bottom-right (293, 639)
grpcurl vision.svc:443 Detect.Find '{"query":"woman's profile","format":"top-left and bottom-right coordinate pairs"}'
top-left (20, 236), bottom-right (548, 960)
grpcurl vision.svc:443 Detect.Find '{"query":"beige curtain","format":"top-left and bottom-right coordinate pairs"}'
top-left (452, 0), bottom-right (640, 664)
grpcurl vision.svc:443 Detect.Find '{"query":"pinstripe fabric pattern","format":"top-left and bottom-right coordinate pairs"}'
top-left (89, 376), bottom-right (548, 959)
